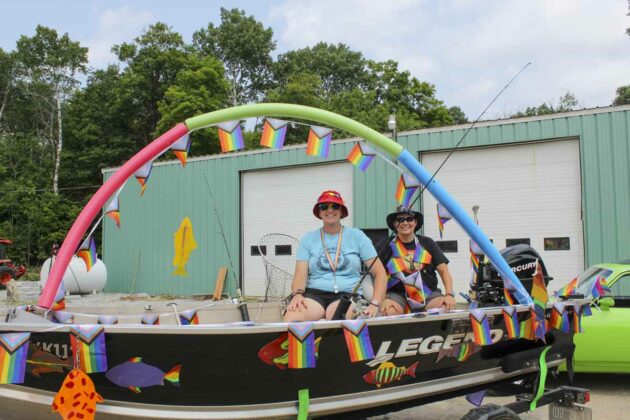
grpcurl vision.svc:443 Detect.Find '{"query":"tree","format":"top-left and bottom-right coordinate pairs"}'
top-left (448, 106), bottom-right (468, 124)
top-left (512, 92), bottom-right (579, 117)
top-left (14, 25), bottom-right (88, 194)
top-left (613, 85), bottom-right (630, 106)
top-left (193, 8), bottom-right (276, 106)
top-left (0, 49), bottom-right (17, 127)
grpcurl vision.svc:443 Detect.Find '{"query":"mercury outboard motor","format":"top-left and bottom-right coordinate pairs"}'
top-left (473, 244), bottom-right (553, 307)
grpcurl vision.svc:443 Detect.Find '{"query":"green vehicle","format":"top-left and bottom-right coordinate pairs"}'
top-left (564, 262), bottom-right (630, 373)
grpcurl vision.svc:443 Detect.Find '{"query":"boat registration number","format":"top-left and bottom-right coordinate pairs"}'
top-left (549, 403), bottom-right (592, 420)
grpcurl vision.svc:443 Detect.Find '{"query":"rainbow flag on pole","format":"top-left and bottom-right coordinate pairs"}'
top-left (437, 203), bottom-right (452, 239)
top-left (260, 118), bottom-right (288, 149)
top-left (218, 121), bottom-right (245, 153)
top-left (470, 309), bottom-right (492, 345)
top-left (105, 193), bottom-right (121, 228)
top-left (502, 306), bottom-right (520, 339)
top-left (306, 126), bottom-right (333, 157)
top-left (134, 161), bottom-right (153, 196)
top-left (346, 142), bottom-right (376, 172)
top-left (77, 236), bottom-right (97, 272)
top-left (69, 325), bottom-right (107, 373)
top-left (171, 133), bottom-right (192, 166)
top-left (591, 276), bottom-right (611, 299)
top-left (342, 319), bottom-right (375, 362)
top-left (288, 323), bottom-right (316, 368)
top-left (530, 260), bottom-right (548, 312)
top-left (0, 333), bottom-right (30, 384)
top-left (554, 277), bottom-right (578, 298)
top-left (395, 173), bottom-right (420, 207)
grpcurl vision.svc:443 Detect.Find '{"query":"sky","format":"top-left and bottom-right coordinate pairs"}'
top-left (2, 0), bottom-right (629, 120)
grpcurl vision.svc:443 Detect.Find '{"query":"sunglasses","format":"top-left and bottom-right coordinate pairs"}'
top-left (396, 215), bottom-right (416, 223)
top-left (318, 203), bottom-right (341, 211)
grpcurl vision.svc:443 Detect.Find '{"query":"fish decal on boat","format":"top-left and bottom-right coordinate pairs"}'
top-left (258, 333), bottom-right (322, 370)
top-left (105, 357), bottom-right (181, 393)
top-left (363, 361), bottom-right (418, 388)
top-left (52, 369), bottom-right (103, 420)
top-left (172, 217), bottom-right (197, 276)
top-left (27, 342), bottom-right (73, 377)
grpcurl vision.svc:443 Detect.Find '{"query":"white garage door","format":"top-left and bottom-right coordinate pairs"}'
top-left (242, 163), bottom-right (353, 296)
top-left (421, 139), bottom-right (583, 298)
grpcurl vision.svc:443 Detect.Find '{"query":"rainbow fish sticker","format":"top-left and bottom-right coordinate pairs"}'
top-left (171, 133), bottom-right (192, 166)
top-left (218, 120), bottom-right (245, 153)
top-left (105, 193), bottom-right (121, 228)
top-left (69, 325), bottom-right (107, 373)
top-left (554, 277), bottom-right (578, 298)
top-left (141, 314), bottom-right (160, 325)
top-left (288, 323), bottom-right (316, 369)
top-left (179, 309), bottom-right (199, 325)
top-left (342, 319), bottom-right (375, 362)
top-left (98, 315), bottom-right (119, 325)
top-left (395, 173), bottom-right (419, 208)
top-left (0, 332), bottom-right (30, 384)
top-left (52, 282), bottom-right (66, 311)
top-left (51, 311), bottom-right (74, 324)
top-left (469, 309), bottom-right (492, 345)
top-left (260, 118), bottom-right (288, 149)
top-left (591, 276), bottom-right (611, 299)
top-left (77, 236), bottom-right (97, 272)
top-left (502, 306), bottom-right (520, 339)
top-left (134, 161), bottom-right (153, 196)
top-left (549, 303), bottom-right (570, 333)
top-left (306, 126), bottom-right (332, 158)
top-left (346, 142), bottom-right (376, 172)
top-left (437, 203), bottom-right (452, 239)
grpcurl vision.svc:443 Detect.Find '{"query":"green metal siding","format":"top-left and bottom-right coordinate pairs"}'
top-left (103, 105), bottom-right (630, 295)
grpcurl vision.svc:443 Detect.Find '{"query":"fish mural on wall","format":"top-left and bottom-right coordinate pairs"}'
top-left (362, 361), bottom-right (418, 388)
top-left (106, 357), bottom-right (181, 393)
top-left (52, 369), bottom-right (103, 420)
top-left (27, 343), bottom-right (73, 377)
top-left (258, 333), bottom-right (323, 370)
top-left (172, 217), bottom-right (198, 277)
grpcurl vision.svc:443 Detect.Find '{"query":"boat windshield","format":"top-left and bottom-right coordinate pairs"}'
top-left (574, 266), bottom-right (613, 297)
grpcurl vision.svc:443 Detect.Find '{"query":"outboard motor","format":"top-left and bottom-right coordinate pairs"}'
top-left (472, 244), bottom-right (553, 307)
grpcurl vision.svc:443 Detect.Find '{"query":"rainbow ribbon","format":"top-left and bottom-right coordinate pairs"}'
top-left (105, 193), bottom-right (121, 228)
top-left (502, 306), bottom-right (520, 339)
top-left (470, 309), bottom-right (492, 345)
top-left (306, 126), bottom-right (332, 157)
top-left (386, 258), bottom-right (406, 275)
top-left (70, 325), bottom-right (107, 373)
top-left (342, 319), bottom-right (375, 362)
top-left (554, 277), bottom-right (578, 297)
top-left (260, 118), bottom-right (288, 149)
top-left (179, 309), bottom-right (199, 325)
top-left (171, 133), bottom-right (192, 166)
top-left (288, 323), bottom-right (316, 369)
top-left (395, 173), bottom-right (419, 207)
top-left (218, 121), bottom-right (245, 153)
top-left (346, 142), bottom-right (376, 172)
top-left (134, 160), bottom-right (153, 196)
top-left (437, 203), bottom-right (452, 239)
top-left (0, 333), bottom-right (30, 384)
top-left (141, 314), bottom-right (160, 325)
top-left (76, 236), bottom-right (97, 272)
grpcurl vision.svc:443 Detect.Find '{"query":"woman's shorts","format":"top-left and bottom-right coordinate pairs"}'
top-left (384, 290), bottom-right (443, 309)
top-left (303, 288), bottom-right (343, 310)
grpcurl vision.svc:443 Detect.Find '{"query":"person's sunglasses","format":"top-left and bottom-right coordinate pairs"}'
top-left (396, 215), bottom-right (416, 223)
top-left (318, 203), bottom-right (341, 211)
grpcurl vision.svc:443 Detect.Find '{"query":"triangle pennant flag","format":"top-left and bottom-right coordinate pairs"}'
top-left (288, 322), bottom-right (316, 368)
top-left (218, 121), bottom-right (245, 153)
top-left (342, 319), bottom-right (375, 362)
top-left (98, 315), bottom-right (119, 325)
top-left (260, 118), bottom-right (288, 149)
top-left (171, 133), bottom-right (192, 167)
top-left (76, 236), bottom-right (97, 272)
top-left (52, 311), bottom-right (74, 324)
top-left (502, 306), bottom-right (520, 339)
top-left (134, 161), bottom-right (153, 196)
top-left (549, 302), bottom-right (570, 333)
top-left (141, 313), bottom-right (160, 325)
top-left (69, 325), bottom-right (108, 373)
top-left (469, 309), bottom-right (492, 345)
top-left (436, 203), bottom-right (452, 239)
top-left (530, 260), bottom-right (548, 310)
top-left (571, 304), bottom-right (584, 333)
top-left (52, 281), bottom-right (66, 311)
top-left (306, 126), bottom-right (333, 158)
top-left (0, 332), bottom-right (31, 384)
top-left (395, 173), bottom-right (420, 208)
top-left (346, 142), bottom-right (376, 172)
top-left (105, 193), bottom-right (121, 228)
top-left (179, 309), bottom-right (199, 325)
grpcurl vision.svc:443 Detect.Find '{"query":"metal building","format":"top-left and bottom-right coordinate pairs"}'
top-left (102, 104), bottom-right (630, 298)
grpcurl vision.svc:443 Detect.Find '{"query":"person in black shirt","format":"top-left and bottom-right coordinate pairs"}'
top-left (380, 206), bottom-right (456, 315)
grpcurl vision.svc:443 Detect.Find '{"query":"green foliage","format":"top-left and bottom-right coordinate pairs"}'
top-left (512, 92), bottom-right (579, 118)
top-left (448, 106), bottom-right (468, 124)
top-left (613, 85), bottom-right (630, 106)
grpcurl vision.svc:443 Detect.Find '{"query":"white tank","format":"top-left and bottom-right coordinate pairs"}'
top-left (39, 256), bottom-right (107, 294)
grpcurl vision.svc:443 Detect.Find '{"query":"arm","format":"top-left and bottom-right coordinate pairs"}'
top-left (436, 262), bottom-right (456, 310)
top-left (287, 261), bottom-right (309, 312)
top-left (364, 257), bottom-right (387, 317)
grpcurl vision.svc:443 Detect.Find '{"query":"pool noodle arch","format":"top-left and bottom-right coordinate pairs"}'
top-left (39, 103), bottom-right (533, 308)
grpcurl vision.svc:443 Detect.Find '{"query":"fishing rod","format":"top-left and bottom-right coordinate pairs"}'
top-left (202, 172), bottom-right (250, 322)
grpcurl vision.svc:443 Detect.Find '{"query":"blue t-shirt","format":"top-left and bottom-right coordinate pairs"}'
top-left (296, 227), bottom-right (377, 293)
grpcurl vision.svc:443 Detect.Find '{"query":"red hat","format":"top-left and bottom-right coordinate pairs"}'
top-left (313, 190), bottom-right (349, 219)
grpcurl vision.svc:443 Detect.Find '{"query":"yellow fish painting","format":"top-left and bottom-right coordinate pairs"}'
top-left (172, 217), bottom-right (198, 276)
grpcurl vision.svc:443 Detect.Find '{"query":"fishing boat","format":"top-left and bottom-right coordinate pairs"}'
top-left (0, 104), bottom-right (589, 419)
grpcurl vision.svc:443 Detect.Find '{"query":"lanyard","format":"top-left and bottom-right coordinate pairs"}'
top-left (320, 227), bottom-right (343, 292)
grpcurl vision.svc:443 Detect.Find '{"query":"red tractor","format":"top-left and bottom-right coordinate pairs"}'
top-left (0, 239), bottom-right (26, 289)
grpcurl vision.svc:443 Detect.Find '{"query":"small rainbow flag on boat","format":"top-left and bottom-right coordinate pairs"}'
top-left (0, 332), bottom-right (30, 384)
top-left (346, 142), bottom-right (376, 172)
top-left (502, 306), bottom-right (520, 339)
top-left (76, 236), bottom-right (97, 272)
top-left (437, 203), bottom-right (452, 239)
top-left (554, 277), bottom-right (578, 297)
top-left (171, 133), bottom-right (192, 166)
top-left (395, 173), bottom-right (419, 208)
top-left (581, 303), bottom-right (592, 317)
top-left (51, 311), bottom-right (74, 324)
top-left (571, 304), bottom-right (583, 333)
top-left (52, 282), bottom-right (66, 311)
top-left (520, 315), bottom-right (535, 340)
top-left (591, 276), bottom-right (611, 299)
top-left (288, 323), bottom-right (316, 369)
top-left (218, 121), bottom-right (245, 153)
top-left (69, 325), bottom-right (107, 373)
top-left (549, 303), bottom-right (570, 333)
top-left (134, 161), bottom-right (153, 196)
top-left (98, 315), bottom-right (118, 325)
top-left (469, 245), bottom-right (480, 287)
top-left (503, 288), bottom-right (516, 306)
top-left (470, 309), bottom-right (492, 346)
top-left (342, 319), bottom-right (375, 362)
top-left (179, 309), bottom-right (199, 325)
top-left (141, 314), bottom-right (160, 325)
top-left (105, 193), bottom-right (121, 228)
top-left (260, 118), bottom-right (288, 149)
top-left (306, 126), bottom-right (333, 158)
top-left (530, 260), bottom-right (548, 310)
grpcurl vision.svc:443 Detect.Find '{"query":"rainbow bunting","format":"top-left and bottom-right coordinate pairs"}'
top-left (554, 277), bottom-right (578, 298)
top-left (591, 276), bottom-right (611, 299)
top-left (437, 203), bottom-right (452, 239)
top-left (306, 126), bottom-right (333, 157)
top-left (77, 236), bottom-right (97, 272)
top-left (529, 306), bottom-right (547, 342)
top-left (105, 193), bottom-right (121, 228)
top-left (395, 173), bottom-right (419, 208)
top-left (549, 303), bottom-right (570, 333)
top-left (218, 121), bottom-right (245, 153)
top-left (69, 325), bottom-right (107, 373)
top-left (346, 142), bottom-right (376, 172)
top-left (342, 319), bottom-right (375, 362)
top-left (98, 315), bottom-right (118, 325)
top-left (0, 332), bottom-right (30, 384)
top-left (288, 323), bottom-right (316, 369)
top-left (470, 309), bottom-right (492, 346)
top-left (52, 282), bottom-right (66, 311)
top-left (51, 311), bottom-right (74, 324)
top-left (179, 309), bottom-right (199, 325)
top-left (456, 342), bottom-right (476, 362)
top-left (141, 314), bottom-right (160, 325)
top-left (171, 133), bottom-right (192, 166)
top-left (260, 118), bottom-right (288, 150)
top-left (503, 288), bottom-right (516, 306)
top-left (571, 304), bottom-right (583, 333)
top-left (530, 260), bottom-right (548, 311)
top-left (502, 306), bottom-right (520, 339)
top-left (519, 316), bottom-right (535, 340)
top-left (134, 161), bottom-right (153, 196)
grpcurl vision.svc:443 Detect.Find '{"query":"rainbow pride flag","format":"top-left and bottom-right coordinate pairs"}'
top-left (105, 193), bottom-right (121, 228)
top-left (390, 239), bottom-right (407, 258)
top-left (171, 133), bottom-right (192, 166)
top-left (260, 118), bottom-right (288, 149)
top-left (469, 245), bottom-right (480, 287)
top-left (581, 303), bottom-right (592, 317)
top-left (288, 323), bottom-right (316, 369)
top-left (414, 246), bottom-right (432, 266)
top-left (520, 316), bottom-right (535, 340)
top-left (554, 277), bottom-right (578, 297)
top-left (470, 309), bottom-right (492, 345)
top-left (70, 325), bottom-right (107, 373)
top-left (346, 142), bottom-right (376, 172)
top-left (530, 260), bottom-right (548, 310)
top-left (52, 282), bottom-right (66, 311)
top-left (134, 161), bottom-right (153, 196)
top-left (437, 203), bottom-right (452, 239)
top-left (503, 288), bottom-right (516, 306)
top-left (342, 319), bottom-right (375, 362)
top-left (502, 306), bottom-right (520, 339)
top-left (457, 342), bottom-right (476, 362)
top-left (591, 276), bottom-right (611, 299)
top-left (98, 315), bottom-right (119, 325)
top-left (0, 332), bottom-right (30, 384)
top-left (179, 309), bottom-right (199, 325)
top-left (77, 236), bottom-right (97, 272)
top-left (306, 126), bottom-right (333, 157)
top-left (51, 311), bottom-right (74, 324)
top-left (218, 121), bottom-right (245, 153)
top-left (395, 174), bottom-right (419, 208)
top-left (549, 303), bottom-right (570, 333)
top-left (386, 258), bottom-right (406, 275)
top-left (571, 304), bottom-right (583, 333)
top-left (141, 314), bottom-right (160, 325)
